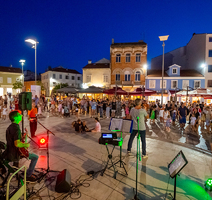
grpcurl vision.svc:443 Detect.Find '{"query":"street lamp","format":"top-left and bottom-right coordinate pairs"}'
top-left (159, 35), bottom-right (169, 105)
top-left (25, 39), bottom-right (39, 84)
top-left (19, 59), bottom-right (25, 73)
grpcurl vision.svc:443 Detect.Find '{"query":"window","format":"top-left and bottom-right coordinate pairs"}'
top-left (209, 37), bottom-right (212, 42)
top-left (116, 54), bottom-right (121, 63)
top-left (116, 74), bottom-right (120, 81)
top-left (72, 76), bottom-right (75, 80)
top-left (124, 71), bottom-right (130, 81)
top-left (65, 75), bottom-right (69, 79)
top-left (103, 75), bottom-right (109, 83)
top-left (126, 54), bottom-right (131, 62)
top-left (59, 74), bottom-right (62, 79)
top-left (53, 82), bottom-right (56, 85)
top-left (78, 77), bottom-right (80, 80)
top-left (171, 80), bottom-right (178, 89)
top-left (149, 80), bottom-right (155, 88)
top-left (0, 77), bottom-right (2, 83)
top-left (136, 53), bottom-right (141, 62)
top-left (160, 80), bottom-right (166, 88)
top-left (208, 65), bottom-right (212, 72)
top-left (7, 77), bottom-right (12, 83)
top-left (182, 80), bottom-right (189, 89)
top-left (135, 71), bottom-right (140, 81)
top-left (209, 50), bottom-right (212, 57)
top-left (208, 80), bottom-right (212, 87)
top-left (194, 80), bottom-right (201, 89)
top-left (86, 75), bottom-right (91, 83)
top-left (53, 74), bottom-right (56, 78)
top-left (172, 68), bottom-right (177, 74)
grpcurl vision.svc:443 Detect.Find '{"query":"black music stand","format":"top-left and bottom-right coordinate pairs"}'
top-left (168, 151), bottom-right (188, 200)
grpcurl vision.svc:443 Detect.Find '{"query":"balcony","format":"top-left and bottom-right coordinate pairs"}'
top-left (122, 81), bottom-right (133, 86)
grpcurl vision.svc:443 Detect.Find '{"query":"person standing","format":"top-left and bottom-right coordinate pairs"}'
top-left (127, 98), bottom-right (148, 158)
top-left (178, 102), bottom-right (187, 131)
top-left (28, 102), bottom-right (38, 138)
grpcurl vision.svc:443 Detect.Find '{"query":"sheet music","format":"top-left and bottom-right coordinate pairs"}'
top-left (109, 118), bottom-right (123, 131)
top-left (122, 120), bottom-right (133, 133)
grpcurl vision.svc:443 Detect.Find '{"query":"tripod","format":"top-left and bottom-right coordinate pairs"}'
top-left (109, 131), bottom-right (128, 175)
top-left (36, 120), bottom-right (58, 182)
top-left (133, 116), bottom-right (142, 200)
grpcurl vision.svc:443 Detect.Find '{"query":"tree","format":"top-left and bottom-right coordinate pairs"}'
top-left (12, 81), bottom-right (23, 89)
top-left (36, 80), bottom-right (45, 91)
top-left (52, 83), bottom-right (68, 93)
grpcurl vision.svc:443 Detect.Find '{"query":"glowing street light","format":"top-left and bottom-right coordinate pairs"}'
top-left (19, 59), bottom-right (25, 73)
top-left (159, 35), bottom-right (169, 105)
top-left (25, 38), bottom-right (39, 84)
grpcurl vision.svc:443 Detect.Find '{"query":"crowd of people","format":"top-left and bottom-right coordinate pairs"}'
top-left (1, 93), bottom-right (212, 134)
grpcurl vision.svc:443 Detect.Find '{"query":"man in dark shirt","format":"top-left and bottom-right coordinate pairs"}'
top-left (178, 102), bottom-right (187, 130)
top-left (4, 111), bottom-right (38, 182)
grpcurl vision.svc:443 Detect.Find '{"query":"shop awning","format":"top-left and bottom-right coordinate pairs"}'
top-left (129, 88), bottom-right (156, 96)
top-left (78, 86), bottom-right (104, 93)
top-left (175, 88), bottom-right (212, 97)
top-left (56, 86), bottom-right (78, 94)
top-left (103, 87), bottom-right (128, 95)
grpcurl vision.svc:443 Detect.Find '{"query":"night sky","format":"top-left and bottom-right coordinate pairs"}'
top-left (1, 0), bottom-right (212, 74)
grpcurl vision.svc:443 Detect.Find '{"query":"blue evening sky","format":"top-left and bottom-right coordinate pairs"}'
top-left (0, 0), bottom-right (212, 74)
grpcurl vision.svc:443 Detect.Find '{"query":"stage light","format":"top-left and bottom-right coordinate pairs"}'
top-left (205, 178), bottom-right (212, 191)
top-left (39, 137), bottom-right (46, 145)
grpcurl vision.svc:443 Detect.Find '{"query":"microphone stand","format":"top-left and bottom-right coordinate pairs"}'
top-left (36, 120), bottom-right (58, 182)
top-left (134, 116), bottom-right (142, 200)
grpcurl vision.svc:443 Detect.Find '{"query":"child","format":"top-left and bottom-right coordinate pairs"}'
top-left (163, 108), bottom-right (169, 128)
top-left (166, 115), bottom-right (171, 132)
top-left (2, 105), bottom-right (7, 120)
top-left (172, 108), bottom-right (177, 126)
top-left (121, 105), bottom-right (126, 119)
top-left (190, 113), bottom-right (196, 132)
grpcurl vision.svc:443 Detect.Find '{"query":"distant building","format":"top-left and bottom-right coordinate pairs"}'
top-left (41, 66), bottom-right (82, 96)
top-left (0, 66), bottom-right (24, 95)
top-left (24, 70), bottom-right (41, 92)
top-left (151, 33), bottom-right (212, 89)
top-left (110, 39), bottom-right (147, 92)
top-left (82, 58), bottom-right (111, 88)
top-left (146, 64), bottom-right (205, 103)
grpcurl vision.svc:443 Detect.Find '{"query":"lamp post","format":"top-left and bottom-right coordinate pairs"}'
top-left (159, 35), bottom-right (169, 105)
top-left (19, 59), bottom-right (25, 73)
top-left (25, 39), bottom-right (38, 84)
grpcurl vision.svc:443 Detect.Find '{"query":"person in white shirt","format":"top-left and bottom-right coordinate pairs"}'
top-left (190, 113), bottom-right (196, 132)
top-left (91, 118), bottom-right (101, 132)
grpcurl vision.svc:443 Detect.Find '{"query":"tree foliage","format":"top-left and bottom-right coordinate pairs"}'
top-left (53, 83), bottom-right (68, 92)
top-left (36, 80), bottom-right (45, 91)
top-left (12, 81), bottom-right (23, 89)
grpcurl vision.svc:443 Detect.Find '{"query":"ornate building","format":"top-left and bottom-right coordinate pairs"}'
top-left (110, 39), bottom-right (147, 91)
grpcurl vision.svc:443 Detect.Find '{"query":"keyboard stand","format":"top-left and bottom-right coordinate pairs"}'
top-left (101, 144), bottom-right (118, 179)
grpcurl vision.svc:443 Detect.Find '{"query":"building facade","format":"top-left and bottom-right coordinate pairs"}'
top-left (110, 40), bottom-right (147, 92)
top-left (0, 66), bottom-right (24, 95)
top-left (146, 64), bottom-right (205, 103)
top-left (82, 58), bottom-right (111, 88)
top-left (41, 66), bottom-right (82, 96)
top-left (151, 33), bottom-right (212, 89)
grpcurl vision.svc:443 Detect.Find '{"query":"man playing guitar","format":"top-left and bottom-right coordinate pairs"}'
top-left (3, 111), bottom-right (38, 182)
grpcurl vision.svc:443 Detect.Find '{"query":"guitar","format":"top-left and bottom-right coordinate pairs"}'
top-left (19, 128), bottom-right (29, 159)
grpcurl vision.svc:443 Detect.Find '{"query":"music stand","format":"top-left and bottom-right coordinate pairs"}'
top-left (168, 150), bottom-right (188, 200)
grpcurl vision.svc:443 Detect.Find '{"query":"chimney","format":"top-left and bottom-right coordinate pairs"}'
top-left (88, 60), bottom-right (92, 64)
top-left (112, 38), bottom-right (114, 44)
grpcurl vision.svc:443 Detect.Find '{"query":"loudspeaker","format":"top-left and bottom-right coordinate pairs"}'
top-left (18, 92), bottom-right (32, 111)
top-left (55, 169), bottom-right (71, 193)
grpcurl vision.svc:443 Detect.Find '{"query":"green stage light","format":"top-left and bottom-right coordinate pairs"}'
top-left (205, 178), bottom-right (212, 191)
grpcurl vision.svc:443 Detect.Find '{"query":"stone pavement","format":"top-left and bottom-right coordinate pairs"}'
top-left (0, 112), bottom-right (212, 200)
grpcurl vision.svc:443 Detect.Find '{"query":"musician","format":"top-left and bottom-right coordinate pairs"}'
top-left (3, 111), bottom-right (38, 182)
top-left (127, 98), bottom-right (148, 158)
top-left (28, 102), bottom-right (37, 138)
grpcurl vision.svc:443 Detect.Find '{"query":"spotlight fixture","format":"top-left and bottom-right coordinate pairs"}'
top-left (205, 178), bottom-right (212, 191)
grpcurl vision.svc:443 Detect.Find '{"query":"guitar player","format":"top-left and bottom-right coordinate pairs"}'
top-left (3, 111), bottom-right (38, 182)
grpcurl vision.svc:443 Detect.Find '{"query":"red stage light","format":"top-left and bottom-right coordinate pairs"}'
top-left (40, 138), bottom-right (46, 144)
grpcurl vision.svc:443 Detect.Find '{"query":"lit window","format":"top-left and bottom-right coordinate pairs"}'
top-left (136, 53), bottom-right (141, 62)
top-left (125, 71), bottom-right (130, 81)
top-left (135, 71), bottom-right (140, 81)
top-left (126, 54), bottom-right (131, 63)
top-left (116, 54), bottom-right (121, 63)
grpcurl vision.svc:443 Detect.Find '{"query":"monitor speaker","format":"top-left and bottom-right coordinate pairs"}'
top-left (18, 92), bottom-right (32, 111)
top-left (55, 169), bottom-right (71, 193)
